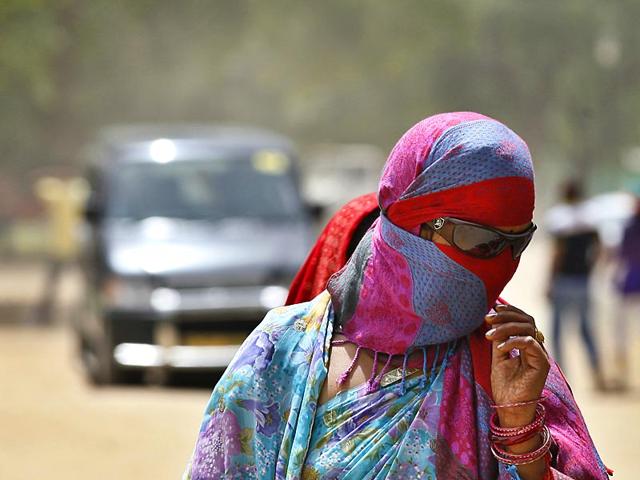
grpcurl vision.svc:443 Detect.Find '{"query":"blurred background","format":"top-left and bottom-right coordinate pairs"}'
top-left (1, 1), bottom-right (640, 478)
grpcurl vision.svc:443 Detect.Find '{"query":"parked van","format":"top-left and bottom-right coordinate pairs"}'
top-left (77, 125), bottom-right (314, 383)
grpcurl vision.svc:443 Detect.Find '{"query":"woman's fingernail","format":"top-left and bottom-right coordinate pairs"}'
top-left (497, 342), bottom-right (506, 350)
top-left (485, 313), bottom-right (497, 319)
top-left (495, 304), bottom-right (508, 311)
top-left (485, 329), bottom-right (496, 338)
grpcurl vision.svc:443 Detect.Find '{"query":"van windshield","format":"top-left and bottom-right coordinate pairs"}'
top-left (105, 156), bottom-right (304, 221)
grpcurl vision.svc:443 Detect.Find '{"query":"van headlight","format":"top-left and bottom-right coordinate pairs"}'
top-left (102, 276), bottom-right (153, 310)
top-left (150, 287), bottom-right (182, 312)
top-left (259, 286), bottom-right (289, 309)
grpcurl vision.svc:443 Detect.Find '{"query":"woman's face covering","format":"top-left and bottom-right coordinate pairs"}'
top-left (328, 113), bottom-right (535, 354)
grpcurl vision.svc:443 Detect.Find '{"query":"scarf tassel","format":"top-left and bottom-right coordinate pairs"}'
top-left (334, 340), bottom-right (456, 395)
top-left (336, 345), bottom-right (361, 386)
top-left (397, 351), bottom-right (410, 395)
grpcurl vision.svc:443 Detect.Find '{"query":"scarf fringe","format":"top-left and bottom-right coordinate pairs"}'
top-left (336, 346), bottom-right (361, 386)
top-left (399, 352), bottom-right (409, 395)
top-left (332, 340), bottom-right (457, 395)
top-left (365, 351), bottom-right (380, 393)
top-left (420, 347), bottom-right (428, 388)
top-left (368, 353), bottom-right (394, 393)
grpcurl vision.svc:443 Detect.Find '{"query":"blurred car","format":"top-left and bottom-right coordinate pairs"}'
top-left (76, 125), bottom-right (315, 384)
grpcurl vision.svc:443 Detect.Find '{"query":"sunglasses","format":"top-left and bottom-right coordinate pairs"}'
top-left (420, 217), bottom-right (537, 259)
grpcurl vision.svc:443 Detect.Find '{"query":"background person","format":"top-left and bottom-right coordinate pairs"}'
top-left (29, 176), bottom-right (87, 325)
top-left (545, 180), bottom-right (606, 390)
top-left (613, 192), bottom-right (640, 388)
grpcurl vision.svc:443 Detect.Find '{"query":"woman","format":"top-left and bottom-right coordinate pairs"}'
top-left (544, 180), bottom-right (605, 389)
top-left (184, 112), bottom-right (610, 479)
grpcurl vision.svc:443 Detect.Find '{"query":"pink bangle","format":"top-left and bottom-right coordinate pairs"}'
top-left (491, 396), bottom-right (543, 409)
top-left (491, 425), bottom-right (552, 466)
top-left (490, 404), bottom-right (546, 439)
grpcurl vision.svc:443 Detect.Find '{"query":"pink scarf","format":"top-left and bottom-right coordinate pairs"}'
top-left (328, 112), bottom-right (534, 364)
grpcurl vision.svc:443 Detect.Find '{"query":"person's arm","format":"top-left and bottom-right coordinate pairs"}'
top-left (485, 305), bottom-right (550, 480)
top-left (618, 223), bottom-right (633, 262)
top-left (496, 403), bottom-right (548, 479)
top-left (589, 230), bottom-right (607, 267)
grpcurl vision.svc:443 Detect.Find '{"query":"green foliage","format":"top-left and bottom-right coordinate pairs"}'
top-left (0, 0), bottom-right (638, 195)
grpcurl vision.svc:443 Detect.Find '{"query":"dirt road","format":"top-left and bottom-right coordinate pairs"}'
top-left (1, 244), bottom-right (638, 479)
top-left (0, 324), bottom-right (208, 479)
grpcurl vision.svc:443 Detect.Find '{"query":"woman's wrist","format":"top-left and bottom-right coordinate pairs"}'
top-left (496, 404), bottom-right (537, 428)
top-left (494, 404), bottom-right (543, 454)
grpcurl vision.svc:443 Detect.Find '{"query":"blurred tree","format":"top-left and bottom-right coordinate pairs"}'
top-left (1, 0), bottom-right (639, 202)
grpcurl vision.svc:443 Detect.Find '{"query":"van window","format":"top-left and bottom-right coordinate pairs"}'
top-left (105, 156), bottom-right (303, 221)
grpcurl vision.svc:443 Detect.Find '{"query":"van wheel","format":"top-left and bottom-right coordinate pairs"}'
top-left (80, 329), bottom-right (140, 385)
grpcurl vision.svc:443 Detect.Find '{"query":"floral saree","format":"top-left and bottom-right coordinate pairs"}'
top-left (184, 292), bottom-right (610, 479)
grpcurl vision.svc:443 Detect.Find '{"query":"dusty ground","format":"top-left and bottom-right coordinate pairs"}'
top-left (0, 263), bottom-right (209, 480)
top-left (1, 241), bottom-right (639, 479)
top-left (0, 325), bottom-right (207, 480)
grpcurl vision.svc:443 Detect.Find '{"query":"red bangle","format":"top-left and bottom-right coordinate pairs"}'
top-left (491, 427), bottom-right (541, 446)
top-left (491, 426), bottom-right (552, 466)
top-left (490, 404), bottom-right (546, 439)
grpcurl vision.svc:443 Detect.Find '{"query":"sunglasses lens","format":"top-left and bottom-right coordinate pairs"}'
top-left (512, 232), bottom-right (534, 258)
top-left (452, 224), bottom-right (506, 258)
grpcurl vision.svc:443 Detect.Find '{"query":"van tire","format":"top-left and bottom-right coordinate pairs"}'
top-left (80, 322), bottom-right (139, 385)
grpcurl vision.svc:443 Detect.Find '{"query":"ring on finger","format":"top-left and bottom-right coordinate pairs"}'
top-left (533, 326), bottom-right (545, 344)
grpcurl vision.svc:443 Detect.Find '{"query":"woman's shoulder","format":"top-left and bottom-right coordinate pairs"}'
top-left (258, 290), bottom-right (331, 331)
top-left (194, 291), bottom-right (331, 434)
top-left (186, 292), bottom-right (333, 480)
top-left (208, 290), bottom-right (332, 395)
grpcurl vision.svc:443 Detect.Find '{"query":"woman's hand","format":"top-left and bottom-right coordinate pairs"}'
top-left (485, 304), bottom-right (550, 429)
top-left (486, 304), bottom-right (551, 479)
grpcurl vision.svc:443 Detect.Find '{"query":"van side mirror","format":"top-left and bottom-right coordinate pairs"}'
top-left (305, 202), bottom-right (325, 220)
top-left (84, 196), bottom-right (104, 223)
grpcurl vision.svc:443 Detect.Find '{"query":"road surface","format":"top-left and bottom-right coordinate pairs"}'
top-left (1, 242), bottom-right (638, 479)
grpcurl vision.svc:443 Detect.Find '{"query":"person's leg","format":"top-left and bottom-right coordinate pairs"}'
top-left (577, 282), bottom-right (605, 389)
top-left (614, 295), bottom-right (630, 387)
top-left (29, 259), bottom-right (63, 325)
top-left (550, 279), bottom-right (567, 371)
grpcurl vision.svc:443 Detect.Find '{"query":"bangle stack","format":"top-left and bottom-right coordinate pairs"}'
top-left (489, 403), bottom-right (553, 466)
